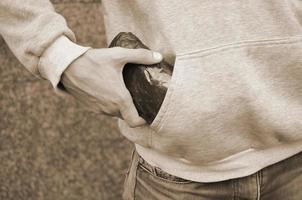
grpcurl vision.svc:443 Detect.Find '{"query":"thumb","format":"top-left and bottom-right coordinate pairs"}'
top-left (119, 92), bottom-right (147, 128)
top-left (120, 48), bottom-right (163, 65)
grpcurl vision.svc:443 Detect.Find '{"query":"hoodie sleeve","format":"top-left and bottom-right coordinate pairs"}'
top-left (0, 0), bottom-right (90, 88)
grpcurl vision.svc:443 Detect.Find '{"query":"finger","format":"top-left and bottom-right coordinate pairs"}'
top-left (118, 48), bottom-right (163, 65)
top-left (119, 93), bottom-right (146, 128)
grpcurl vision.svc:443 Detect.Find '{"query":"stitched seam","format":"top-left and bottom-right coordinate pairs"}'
top-left (125, 149), bottom-right (136, 175)
top-left (177, 36), bottom-right (302, 57)
top-left (137, 163), bottom-right (193, 184)
top-left (259, 169), bottom-right (264, 194)
top-left (149, 79), bottom-right (174, 130)
top-left (256, 172), bottom-right (261, 200)
top-left (150, 67), bottom-right (177, 131)
top-left (233, 179), bottom-right (238, 200)
top-left (133, 154), bottom-right (139, 200)
top-left (156, 68), bottom-right (180, 132)
top-left (138, 164), bottom-right (193, 184)
top-left (177, 36), bottom-right (302, 60)
top-left (259, 170), bottom-right (263, 192)
top-left (133, 171), bottom-right (137, 200)
top-left (149, 129), bottom-right (153, 148)
top-left (152, 37), bottom-right (302, 132)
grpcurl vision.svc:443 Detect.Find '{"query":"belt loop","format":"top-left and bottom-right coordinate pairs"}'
top-left (123, 147), bottom-right (139, 200)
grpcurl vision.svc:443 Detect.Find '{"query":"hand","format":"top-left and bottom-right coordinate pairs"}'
top-left (61, 47), bottom-right (163, 127)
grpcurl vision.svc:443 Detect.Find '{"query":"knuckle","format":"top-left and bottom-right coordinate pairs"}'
top-left (136, 48), bottom-right (151, 57)
top-left (125, 117), bottom-right (135, 126)
top-left (127, 118), bottom-right (143, 128)
top-left (113, 46), bottom-right (123, 51)
top-left (117, 93), bottom-right (131, 105)
top-left (106, 107), bottom-right (119, 115)
top-left (125, 115), bottom-right (138, 126)
top-left (128, 122), bottom-right (137, 128)
top-left (112, 47), bottom-right (127, 62)
top-left (116, 97), bottom-right (125, 105)
top-left (115, 55), bottom-right (127, 64)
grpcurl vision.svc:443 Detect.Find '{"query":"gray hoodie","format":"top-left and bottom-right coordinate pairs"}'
top-left (1, 0), bottom-right (302, 182)
top-left (103, 0), bottom-right (302, 182)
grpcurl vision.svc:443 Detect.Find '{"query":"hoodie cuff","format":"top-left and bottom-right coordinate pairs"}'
top-left (38, 36), bottom-right (91, 90)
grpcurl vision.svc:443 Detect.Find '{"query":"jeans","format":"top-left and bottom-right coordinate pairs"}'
top-left (122, 149), bottom-right (302, 200)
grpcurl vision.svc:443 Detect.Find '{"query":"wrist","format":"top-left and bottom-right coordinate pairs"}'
top-left (38, 36), bottom-right (91, 90)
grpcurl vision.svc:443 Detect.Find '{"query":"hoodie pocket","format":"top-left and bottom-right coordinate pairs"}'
top-left (147, 36), bottom-right (302, 164)
top-left (118, 56), bottom-right (181, 148)
top-left (120, 36), bottom-right (302, 164)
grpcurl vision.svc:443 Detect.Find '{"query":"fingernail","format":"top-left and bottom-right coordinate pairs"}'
top-left (153, 52), bottom-right (163, 61)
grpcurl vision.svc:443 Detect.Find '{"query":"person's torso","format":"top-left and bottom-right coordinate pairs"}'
top-left (102, 0), bottom-right (302, 180)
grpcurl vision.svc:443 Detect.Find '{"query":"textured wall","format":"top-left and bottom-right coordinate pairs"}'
top-left (0, 1), bottom-right (133, 199)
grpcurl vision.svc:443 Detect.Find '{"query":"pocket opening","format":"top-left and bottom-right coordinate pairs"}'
top-left (137, 159), bottom-right (193, 184)
top-left (149, 56), bottom-right (182, 131)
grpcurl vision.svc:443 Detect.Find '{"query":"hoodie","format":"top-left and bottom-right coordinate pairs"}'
top-left (2, 0), bottom-right (302, 182)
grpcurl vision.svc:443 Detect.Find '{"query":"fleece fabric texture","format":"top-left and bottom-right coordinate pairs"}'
top-left (103, 0), bottom-right (302, 182)
top-left (0, 0), bottom-right (89, 87)
top-left (2, 0), bottom-right (302, 182)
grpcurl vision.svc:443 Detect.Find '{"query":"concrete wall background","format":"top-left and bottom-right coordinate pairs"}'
top-left (0, 1), bottom-right (133, 199)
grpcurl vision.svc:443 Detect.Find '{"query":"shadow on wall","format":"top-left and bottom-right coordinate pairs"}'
top-left (0, 1), bottom-right (133, 200)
